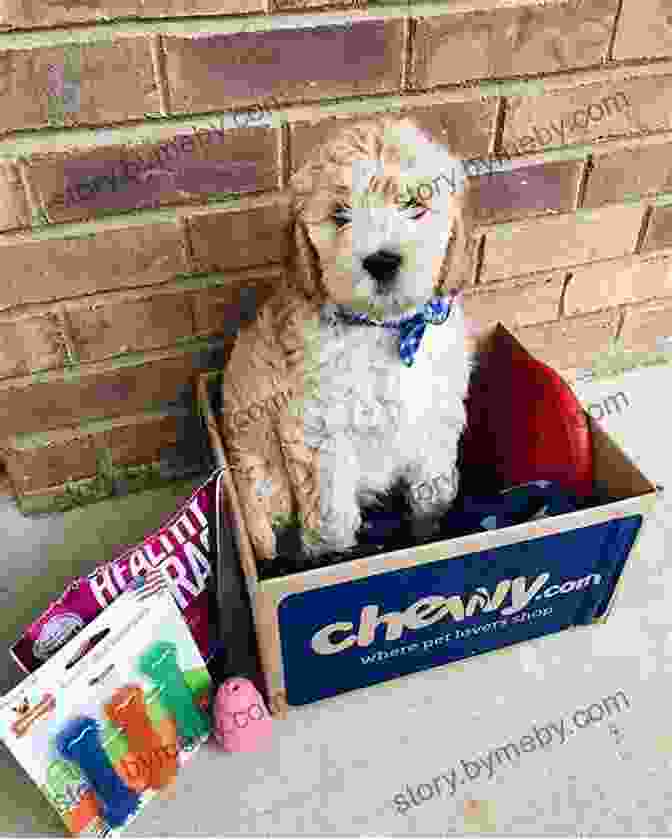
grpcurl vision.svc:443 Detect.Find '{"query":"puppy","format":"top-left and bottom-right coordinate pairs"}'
top-left (220, 117), bottom-right (475, 562)
top-left (292, 118), bottom-right (474, 555)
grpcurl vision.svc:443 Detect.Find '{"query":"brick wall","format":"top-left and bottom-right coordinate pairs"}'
top-left (1, 0), bottom-right (671, 508)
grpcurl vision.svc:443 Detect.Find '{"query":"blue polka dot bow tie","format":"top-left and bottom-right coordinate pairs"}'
top-left (336, 294), bottom-right (454, 367)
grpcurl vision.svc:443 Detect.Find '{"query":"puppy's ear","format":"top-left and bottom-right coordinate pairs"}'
top-left (286, 163), bottom-right (325, 300)
top-left (291, 215), bottom-right (323, 299)
top-left (439, 177), bottom-right (476, 291)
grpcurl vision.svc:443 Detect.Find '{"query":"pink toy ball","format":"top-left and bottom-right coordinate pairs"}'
top-left (213, 677), bottom-right (273, 753)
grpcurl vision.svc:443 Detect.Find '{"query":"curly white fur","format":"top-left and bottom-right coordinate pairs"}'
top-left (292, 118), bottom-right (475, 555)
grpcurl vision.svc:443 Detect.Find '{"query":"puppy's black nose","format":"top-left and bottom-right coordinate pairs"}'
top-left (362, 250), bottom-right (402, 293)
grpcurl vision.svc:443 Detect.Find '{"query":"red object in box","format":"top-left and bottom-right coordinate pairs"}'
top-left (460, 325), bottom-right (593, 498)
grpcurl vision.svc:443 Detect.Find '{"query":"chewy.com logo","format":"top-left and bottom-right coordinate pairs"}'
top-left (310, 572), bottom-right (602, 656)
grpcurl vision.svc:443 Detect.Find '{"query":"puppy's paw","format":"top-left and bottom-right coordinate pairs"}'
top-left (407, 468), bottom-right (458, 518)
top-left (299, 527), bottom-right (330, 559)
top-left (300, 506), bottom-right (362, 558)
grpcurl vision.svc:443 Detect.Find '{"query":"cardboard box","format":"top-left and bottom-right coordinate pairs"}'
top-left (198, 324), bottom-right (660, 713)
top-left (0, 577), bottom-right (212, 837)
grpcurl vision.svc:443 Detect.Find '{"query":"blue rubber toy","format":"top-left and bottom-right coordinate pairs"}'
top-left (55, 716), bottom-right (141, 829)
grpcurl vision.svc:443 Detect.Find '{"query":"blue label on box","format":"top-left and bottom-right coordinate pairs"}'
top-left (278, 515), bottom-right (643, 705)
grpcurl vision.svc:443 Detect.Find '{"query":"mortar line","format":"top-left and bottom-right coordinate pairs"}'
top-left (490, 97), bottom-right (506, 157)
top-left (150, 34), bottom-right (171, 116)
top-left (177, 215), bottom-right (197, 275)
top-left (558, 272), bottom-right (572, 318)
top-left (472, 233), bottom-right (485, 285)
top-left (15, 158), bottom-right (41, 223)
top-left (634, 205), bottom-right (654, 254)
top-left (56, 304), bottom-right (80, 365)
top-left (614, 305), bottom-right (626, 341)
top-left (606, 0), bottom-right (625, 63)
top-left (574, 154), bottom-right (592, 211)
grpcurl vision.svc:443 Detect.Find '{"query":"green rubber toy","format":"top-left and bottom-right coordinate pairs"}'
top-left (138, 641), bottom-right (210, 744)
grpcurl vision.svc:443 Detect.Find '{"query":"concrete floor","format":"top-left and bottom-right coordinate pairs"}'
top-left (2, 362), bottom-right (672, 836)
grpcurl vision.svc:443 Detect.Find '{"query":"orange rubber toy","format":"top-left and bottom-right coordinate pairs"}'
top-left (105, 685), bottom-right (177, 791)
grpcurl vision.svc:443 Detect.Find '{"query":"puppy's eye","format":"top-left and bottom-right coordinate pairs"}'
top-left (401, 201), bottom-right (428, 221)
top-left (331, 205), bottom-right (351, 228)
top-left (398, 194), bottom-right (429, 220)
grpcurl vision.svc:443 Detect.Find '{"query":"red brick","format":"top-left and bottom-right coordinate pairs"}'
top-left (0, 346), bottom-right (231, 438)
top-left (2, 411), bottom-right (182, 494)
top-left (410, 101), bottom-right (499, 161)
top-left (642, 205), bottom-right (672, 252)
top-left (101, 412), bottom-right (181, 467)
top-left (192, 273), bottom-right (281, 335)
top-left (564, 253), bottom-right (672, 316)
top-left (411, 0), bottom-right (617, 88)
top-left (0, 314), bottom-right (65, 379)
top-left (162, 20), bottom-right (404, 115)
top-left (503, 77), bottom-right (672, 157)
top-left (463, 272), bottom-right (564, 332)
top-left (28, 126), bottom-right (278, 224)
top-left (0, 162), bottom-right (30, 232)
top-left (0, 222), bottom-right (188, 310)
top-left (470, 159), bottom-right (581, 224)
top-left (290, 115), bottom-right (379, 175)
top-left (0, 39), bottom-right (159, 136)
top-left (584, 141), bottom-right (672, 208)
top-left (289, 100), bottom-right (496, 173)
top-left (512, 308), bottom-right (620, 372)
top-left (67, 291), bottom-right (195, 363)
top-left (620, 296), bottom-right (672, 351)
top-left (0, 0), bottom-right (262, 29)
top-left (3, 430), bottom-right (99, 494)
top-left (480, 203), bottom-right (645, 282)
top-left (612, 0), bottom-right (672, 60)
top-left (188, 200), bottom-right (291, 274)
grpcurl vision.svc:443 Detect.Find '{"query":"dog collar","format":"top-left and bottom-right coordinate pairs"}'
top-left (335, 292), bottom-right (456, 367)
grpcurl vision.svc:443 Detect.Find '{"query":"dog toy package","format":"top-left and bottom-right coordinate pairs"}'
top-left (0, 577), bottom-right (212, 837)
top-left (10, 471), bottom-right (222, 675)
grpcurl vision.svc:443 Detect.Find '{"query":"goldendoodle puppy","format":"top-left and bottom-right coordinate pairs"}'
top-left (220, 117), bottom-right (475, 562)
